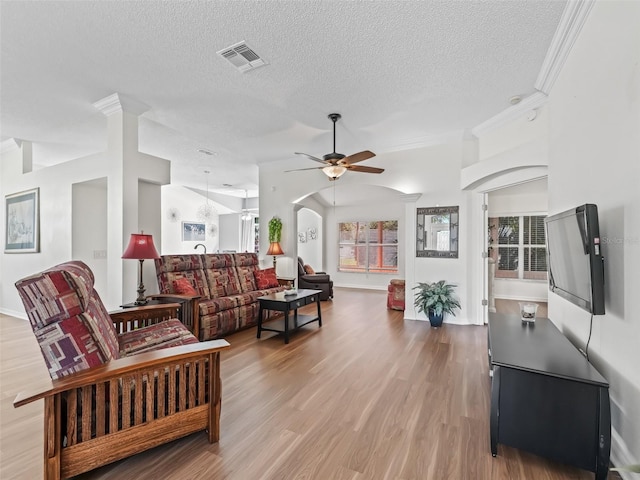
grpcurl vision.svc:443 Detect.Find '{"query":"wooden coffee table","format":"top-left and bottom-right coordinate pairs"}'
top-left (257, 289), bottom-right (322, 344)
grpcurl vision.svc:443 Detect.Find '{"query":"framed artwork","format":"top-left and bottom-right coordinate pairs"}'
top-left (5, 187), bottom-right (40, 253)
top-left (298, 231), bottom-right (307, 243)
top-left (182, 221), bottom-right (206, 241)
top-left (308, 227), bottom-right (317, 240)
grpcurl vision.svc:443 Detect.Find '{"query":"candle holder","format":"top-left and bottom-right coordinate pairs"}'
top-left (519, 302), bottom-right (539, 323)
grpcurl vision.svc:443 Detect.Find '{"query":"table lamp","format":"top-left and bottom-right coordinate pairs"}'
top-left (122, 232), bottom-right (160, 305)
top-left (266, 241), bottom-right (284, 269)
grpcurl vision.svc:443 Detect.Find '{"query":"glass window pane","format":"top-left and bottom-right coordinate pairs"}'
top-left (339, 245), bottom-right (367, 271)
top-left (339, 222), bottom-right (357, 243)
top-left (382, 220), bottom-right (398, 243)
top-left (367, 246), bottom-right (398, 272)
top-left (524, 246), bottom-right (547, 272)
top-left (497, 247), bottom-right (518, 271)
top-left (524, 216), bottom-right (546, 245)
top-left (498, 217), bottom-right (519, 245)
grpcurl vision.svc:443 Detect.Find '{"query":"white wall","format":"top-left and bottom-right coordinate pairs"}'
top-left (219, 214), bottom-right (240, 252)
top-left (161, 184), bottom-right (219, 255)
top-left (297, 207), bottom-right (322, 270)
top-left (546, 1), bottom-right (640, 471)
top-left (72, 179), bottom-right (108, 298)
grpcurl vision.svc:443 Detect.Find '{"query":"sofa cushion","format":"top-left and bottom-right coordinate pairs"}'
top-left (172, 277), bottom-right (198, 296)
top-left (119, 319), bottom-right (198, 356)
top-left (254, 268), bottom-right (279, 289)
top-left (199, 296), bottom-right (238, 316)
top-left (236, 267), bottom-right (258, 292)
top-left (303, 264), bottom-right (315, 275)
top-left (155, 255), bottom-right (210, 298)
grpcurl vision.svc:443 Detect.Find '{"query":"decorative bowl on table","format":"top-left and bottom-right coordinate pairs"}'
top-left (284, 288), bottom-right (297, 296)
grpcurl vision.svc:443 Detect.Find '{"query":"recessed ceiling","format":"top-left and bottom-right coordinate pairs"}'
top-left (0, 1), bottom-right (567, 199)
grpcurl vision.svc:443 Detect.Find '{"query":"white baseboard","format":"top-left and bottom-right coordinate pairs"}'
top-left (334, 284), bottom-right (387, 291)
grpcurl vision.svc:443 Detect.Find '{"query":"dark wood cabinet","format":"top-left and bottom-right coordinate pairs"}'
top-left (488, 313), bottom-right (610, 480)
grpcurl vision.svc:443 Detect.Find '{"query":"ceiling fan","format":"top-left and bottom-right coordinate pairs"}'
top-left (287, 113), bottom-right (385, 180)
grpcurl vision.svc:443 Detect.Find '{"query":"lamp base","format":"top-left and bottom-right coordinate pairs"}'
top-left (134, 259), bottom-right (147, 305)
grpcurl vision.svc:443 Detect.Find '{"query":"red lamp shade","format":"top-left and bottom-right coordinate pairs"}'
top-left (122, 233), bottom-right (160, 260)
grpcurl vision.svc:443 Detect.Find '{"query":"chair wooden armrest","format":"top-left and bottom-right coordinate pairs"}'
top-left (13, 339), bottom-right (230, 480)
top-left (14, 340), bottom-right (229, 407)
top-left (147, 294), bottom-right (201, 338)
top-left (109, 303), bottom-right (182, 334)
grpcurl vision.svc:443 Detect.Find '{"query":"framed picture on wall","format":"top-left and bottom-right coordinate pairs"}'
top-left (5, 187), bottom-right (40, 253)
top-left (298, 231), bottom-right (307, 243)
top-left (308, 227), bottom-right (317, 240)
top-left (182, 221), bottom-right (206, 241)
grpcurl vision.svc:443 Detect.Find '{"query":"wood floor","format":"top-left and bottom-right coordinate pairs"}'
top-left (1, 288), bottom-right (617, 480)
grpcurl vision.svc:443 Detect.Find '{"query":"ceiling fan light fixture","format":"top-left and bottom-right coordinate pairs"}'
top-left (323, 165), bottom-right (347, 179)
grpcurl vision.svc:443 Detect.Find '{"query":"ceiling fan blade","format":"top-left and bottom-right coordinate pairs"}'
top-left (346, 165), bottom-right (385, 174)
top-left (284, 166), bottom-right (324, 173)
top-left (341, 150), bottom-right (375, 165)
top-left (294, 152), bottom-right (326, 164)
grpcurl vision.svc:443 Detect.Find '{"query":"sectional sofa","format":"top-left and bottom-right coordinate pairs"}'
top-left (155, 252), bottom-right (287, 341)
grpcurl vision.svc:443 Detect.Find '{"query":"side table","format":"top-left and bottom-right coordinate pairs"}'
top-left (277, 276), bottom-right (296, 288)
top-left (121, 297), bottom-right (196, 335)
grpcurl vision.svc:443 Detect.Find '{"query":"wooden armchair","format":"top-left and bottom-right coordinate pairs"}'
top-left (14, 261), bottom-right (229, 480)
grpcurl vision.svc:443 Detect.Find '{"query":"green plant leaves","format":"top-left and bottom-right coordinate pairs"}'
top-left (413, 280), bottom-right (461, 318)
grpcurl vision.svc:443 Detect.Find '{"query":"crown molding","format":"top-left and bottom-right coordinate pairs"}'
top-left (535, 0), bottom-right (596, 94)
top-left (93, 93), bottom-right (149, 116)
top-left (400, 193), bottom-right (422, 203)
top-left (471, 92), bottom-right (548, 137)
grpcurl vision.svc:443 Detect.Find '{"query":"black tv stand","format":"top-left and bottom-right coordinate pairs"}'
top-left (488, 313), bottom-right (610, 480)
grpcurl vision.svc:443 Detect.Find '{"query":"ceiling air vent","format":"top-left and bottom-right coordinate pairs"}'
top-left (217, 41), bottom-right (266, 73)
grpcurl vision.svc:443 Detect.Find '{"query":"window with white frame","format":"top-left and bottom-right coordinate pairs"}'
top-left (489, 215), bottom-right (547, 280)
top-left (339, 220), bottom-right (398, 273)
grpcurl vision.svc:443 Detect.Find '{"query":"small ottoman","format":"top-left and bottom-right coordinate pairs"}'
top-left (387, 279), bottom-right (405, 311)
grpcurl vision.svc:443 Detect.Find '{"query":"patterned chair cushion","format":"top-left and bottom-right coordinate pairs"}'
top-left (17, 261), bottom-right (198, 380)
top-left (119, 319), bottom-right (198, 356)
top-left (15, 261), bottom-right (119, 379)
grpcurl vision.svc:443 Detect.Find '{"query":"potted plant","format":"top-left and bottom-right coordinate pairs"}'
top-left (268, 216), bottom-right (282, 243)
top-left (413, 280), bottom-right (461, 327)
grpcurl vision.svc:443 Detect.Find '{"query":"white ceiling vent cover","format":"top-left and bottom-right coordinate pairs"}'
top-left (217, 41), bottom-right (266, 73)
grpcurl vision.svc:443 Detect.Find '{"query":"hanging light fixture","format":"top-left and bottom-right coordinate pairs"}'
top-left (197, 170), bottom-right (216, 223)
top-left (322, 165), bottom-right (347, 179)
top-left (240, 189), bottom-right (252, 221)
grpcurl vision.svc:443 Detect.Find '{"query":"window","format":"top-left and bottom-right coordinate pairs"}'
top-left (489, 215), bottom-right (547, 280)
top-left (339, 220), bottom-right (398, 273)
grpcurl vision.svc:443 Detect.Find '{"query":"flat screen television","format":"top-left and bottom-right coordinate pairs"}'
top-left (545, 204), bottom-right (605, 315)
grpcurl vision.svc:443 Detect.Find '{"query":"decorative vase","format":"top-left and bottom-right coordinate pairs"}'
top-left (428, 310), bottom-right (444, 328)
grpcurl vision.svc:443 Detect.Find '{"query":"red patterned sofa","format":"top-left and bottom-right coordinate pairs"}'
top-left (155, 252), bottom-right (286, 341)
top-left (14, 260), bottom-right (229, 479)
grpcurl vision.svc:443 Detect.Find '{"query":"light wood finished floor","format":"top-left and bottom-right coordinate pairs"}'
top-left (1, 288), bottom-right (618, 480)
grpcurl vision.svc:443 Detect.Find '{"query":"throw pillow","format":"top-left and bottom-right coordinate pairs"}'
top-left (304, 264), bottom-right (315, 275)
top-left (254, 268), bottom-right (279, 289)
top-left (173, 277), bottom-right (198, 296)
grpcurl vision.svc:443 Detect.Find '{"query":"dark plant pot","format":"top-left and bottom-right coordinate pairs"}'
top-left (428, 310), bottom-right (444, 328)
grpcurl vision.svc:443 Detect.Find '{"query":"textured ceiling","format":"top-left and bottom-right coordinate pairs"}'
top-left (0, 1), bottom-right (566, 198)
